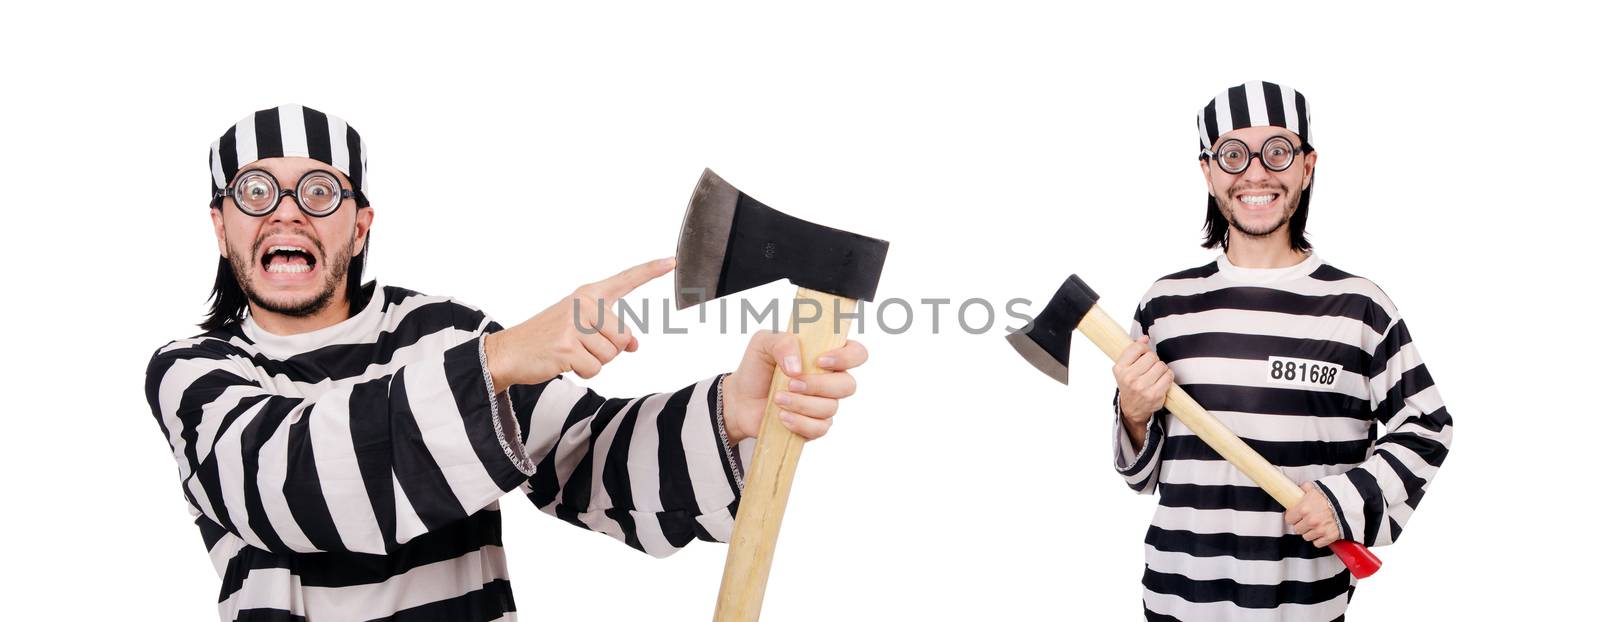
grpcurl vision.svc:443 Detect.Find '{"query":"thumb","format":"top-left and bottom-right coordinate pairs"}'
top-left (752, 331), bottom-right (803, 378)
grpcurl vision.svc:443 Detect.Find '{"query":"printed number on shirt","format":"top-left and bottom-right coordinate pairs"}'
top-left (1266, 356), bottom-right (1341, 389)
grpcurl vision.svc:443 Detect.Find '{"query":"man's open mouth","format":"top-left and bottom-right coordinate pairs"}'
top-left (261, 244), bottom-right (318, 274)
top-left (1235, 192), bottom-right (1280, 209)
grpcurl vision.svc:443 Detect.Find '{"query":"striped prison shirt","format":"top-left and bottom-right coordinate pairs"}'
top-left (145, 283), bottom-right (752, 621)
top-left (1112, 254), bottom-right (1453, 621)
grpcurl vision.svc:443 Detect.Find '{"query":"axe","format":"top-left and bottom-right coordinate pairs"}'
top-left (1006, 274), bottom-right (1382, 579)
top-left (674, 169), bottom-right (889, 620)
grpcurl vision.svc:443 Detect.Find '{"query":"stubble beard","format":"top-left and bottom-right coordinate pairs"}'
top-left (228, 230), bottom-right (354, 319)
top-left (1220, 181), bottom-right (1301, 240)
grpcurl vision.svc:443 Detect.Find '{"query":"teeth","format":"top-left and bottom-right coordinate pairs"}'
top-left (266, 263), bottom-right (311, 273)
top-left (268, 245), bottom-right (308, 254)
top-left (1240, 194), bottom-right (1275, 206)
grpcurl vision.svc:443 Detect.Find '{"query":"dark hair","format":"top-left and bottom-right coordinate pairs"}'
top-left (201, 235), bottom-right (369, 331)
top-left (1201, 178), bottom-right (1314, 253)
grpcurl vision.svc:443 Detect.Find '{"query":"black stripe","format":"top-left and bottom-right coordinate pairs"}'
top-left (1227, 85), bottom-right (1251, 132)
top-left (1371, 364), bottom-right (1441, 425)
top-left (240, 395), bottom-right (292, 553)
top-left (1144, 287), bottom-right (1390, 334)
top-left (601, 398), bottom-right (648, 552)
top-left (1263, 82), bottom-right (1286, 128)
top-left (444, 337), bottom-right (528, 491)
top-left (646, 386), bottom-right (704, 543)
top-left (1368, 319), bottom-right (1412, 375)
top-left (1180, 383), bottom-right (1368, 420)
top-left (1345, 467), bottom-right (1385, 546)
top-left (232, 609), bottom-right (306, 622)
top-left (349, 375), bottom-right (399, 551)
top-left (558, 398), bottom-right (633, 516)
top-left (232, 298), bottom-right (483, 382)
top-left (372, 579), bottom-right (515, 622)
top-left (1294, 90), bottom-right (1310, 141)
top-left (217, 510), bottom-right (505, 594)
top-left (283, 408), bottom-right (346, 552)
top-left (1308, 263), bottom-right (1361, 282)
top-left (1202, 102), bottom-right (1220, 148)
top-left (254, 109), bottom-right (283, 160)
top-left (1162, 434), bottom-right (1372, 468)
top-left (1160, 262), bottom-right (1221, 282)
top-left (1316, 480), bottom-right (1352, 542)
top-left (218, 125), bottom-right (239, 185)
top-left (1143, 567), bottom-right (1351, 608)
top-left (1145, 525), bottom-right (1332, 562)
top-left (1155, 332), bottom-right (1370, 374)
top-left (387, 374), bottom-right (471, 532)
top-left (1377, 449), bottom-right (1430, 508)
top-left (302, 107), bottom-right (332, 164)
top-left (1117, 406), bottom-right (1165, 476)
top-left (527, 388), bottom-right (606, 508)
top-left (345, 124), bottom-right (363, 191)
top-left (196, 514), bottom-right (229, 552)
top-left (191, 389), bottom-right (271, 538)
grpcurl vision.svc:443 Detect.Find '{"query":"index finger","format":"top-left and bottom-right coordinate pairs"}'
top-left (594, 256), bottom-right (676, 299)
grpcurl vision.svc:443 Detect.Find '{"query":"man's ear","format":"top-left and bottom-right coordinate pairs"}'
top-left (210, 208), bottom-right (228, 257)
top-left (353, 206), bottom-right (375, 256)
top-left (1301, 151), bottom-right (1318, 190)
top-left (1199, 159), bottom-right (1217, 197)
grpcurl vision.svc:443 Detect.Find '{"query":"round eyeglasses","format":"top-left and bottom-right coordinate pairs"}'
top-left (215, 169), bottom-right (355, 217)
top-left (1202, 136), bottom-right (1308, 175)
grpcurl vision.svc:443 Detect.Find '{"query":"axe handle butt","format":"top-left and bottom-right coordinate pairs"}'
top-left (1076, 304), bottom-right (1383, 578)
top-left (714, 288), bottom-right (857, 621)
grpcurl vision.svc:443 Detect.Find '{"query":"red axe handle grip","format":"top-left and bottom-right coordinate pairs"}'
top-left (1076, 303), bottom-right (1383, 579)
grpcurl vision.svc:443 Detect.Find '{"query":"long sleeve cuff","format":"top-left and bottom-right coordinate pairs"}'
top-left (1314, 470), bottom-right (1383, 547)
top-left (1112, 391), bottom-right (1165, 494)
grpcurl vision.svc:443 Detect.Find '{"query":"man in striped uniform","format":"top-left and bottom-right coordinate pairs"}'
top-left (146, 104), bottom-right (869, 621)
top-left (1111, 82), bottom-right (1453, 620)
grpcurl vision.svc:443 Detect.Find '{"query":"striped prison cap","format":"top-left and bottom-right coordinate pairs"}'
top-left (209, 104), bottom-right (369, 207)
top-left (1196, 81), bottom-right (1312, 156)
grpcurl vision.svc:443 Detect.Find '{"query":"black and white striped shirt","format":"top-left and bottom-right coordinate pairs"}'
top-left (1112, 254), bottom-right (1453, 621)
top-left (145, 283), bottom-right (750, 621)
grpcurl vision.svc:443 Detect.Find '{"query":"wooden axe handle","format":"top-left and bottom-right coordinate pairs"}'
top-left (1078, 303), bottom-right (1382, 579)
top-left (714, 288), bottom-right (857, 620)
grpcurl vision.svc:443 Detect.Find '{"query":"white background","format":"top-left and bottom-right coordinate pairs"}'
top-left (2, 1), bottom-right (1593, 619)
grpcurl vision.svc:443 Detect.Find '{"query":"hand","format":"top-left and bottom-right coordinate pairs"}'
top-left (1285, 482), bottom-right (1341, 548)
top-left (722, 331), bottom-right (869, 443)
top-left (484, 257), bottom-right (675, 392)
top-left (1114, 335), bottom-right (1172, 445)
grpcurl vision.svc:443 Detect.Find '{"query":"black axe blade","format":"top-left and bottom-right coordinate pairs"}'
top-left (674, 168), bottom-right (889, 309)
top-left (1004, 274), bottom-right (1100, 384)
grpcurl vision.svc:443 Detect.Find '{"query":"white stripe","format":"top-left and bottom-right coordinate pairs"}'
top-left (1149, 307), bottom-right (1377, 350)
top-left (682, 377), bottom-right (737, 516)
top-left (1213, 91), bottom-right (1234, 136)
top-left (1157, 457), bottom-right (1356, 489)
top-left (207, 532), bottom-right (246, 577)
top-left (257, 408), bottom-right (315, 552)
top-left (1168, 357), bottom-right (1367, 401)
top-left (627, 393), bottom-right (674, 555)
top-left (1165, 409), bottom-right (1370, 444)
top-left (210, 140), bottom-right (227, 190)
top-left (1245, 81), bottom-right (1270, 127)
top-left (278, 104), bottom-right (308, 159)
top-left (329, 115), bottom-right (350, 178)
top-left (408, 344), bottom-right (512, 524)
top-left (308, 382), bottom-right (379, 553)
top-left (563, 395), bottom-right (637, 543)
top-left (357, 132), bottom-right (368, 194)
top-left (1143, 589), bottom-right (1349, 622)
top-left (219, 567), bottom-right (304, 620)
top-left (523, 377), bottom-right (588, 462)
top-left (1151, 505), bottom-right (1293, 538)
top-left (233, 114), bottom-right (257, 169)
top-left (193, 380), bottom-right (256, 462)
top-left (300, 547), bottom-right (509, 622)
top-left (212, 398), bottom-right (268, 548)
top-left (1144, 543), bottom-right (1343, 584)
top-left (1144, 267), bottom-right (1389, 305)
top-left (1281, 84), bottom-right (1301, 135)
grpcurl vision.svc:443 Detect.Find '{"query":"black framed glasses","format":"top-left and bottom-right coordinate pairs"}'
top-left (214, 169), bottom-right (356, 217)
top-left (1201, 135), bottom-right (1309, 175)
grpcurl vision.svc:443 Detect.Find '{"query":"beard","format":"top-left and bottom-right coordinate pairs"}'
top-left (1218, 180), bottom-right (1302, 239)
top-left (227, 229), bottom-right (354, 319)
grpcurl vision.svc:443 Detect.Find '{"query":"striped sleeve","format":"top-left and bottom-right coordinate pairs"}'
top-left (1314, 304), bottom-right (1454, 548)
top-left (144, 331), bottom-right (531, 557)
top-left (510, 369), bottom-right (746, 558)
top-left (1112, 299), bottom-right (1165, 493)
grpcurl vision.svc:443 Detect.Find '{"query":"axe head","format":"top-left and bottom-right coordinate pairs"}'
top-left (1005, 274), bottom-right (1100, 385)
top-left (674, 168), bottom-right (889, 309)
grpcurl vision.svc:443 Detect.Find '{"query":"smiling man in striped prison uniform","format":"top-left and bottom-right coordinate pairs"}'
top-left (1110, 82), bottom-right (1453, 621)
top-left (146, 104), bottom-right (870, 621)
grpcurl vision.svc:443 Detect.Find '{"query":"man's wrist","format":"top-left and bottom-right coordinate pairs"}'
top-left (485, 332), bottom-right (510, 394)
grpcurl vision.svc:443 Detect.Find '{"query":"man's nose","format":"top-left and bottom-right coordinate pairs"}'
top-left (268, 191), bottom-right (307, 223)
top-left (1239, 154), bottom-right (1273, 182)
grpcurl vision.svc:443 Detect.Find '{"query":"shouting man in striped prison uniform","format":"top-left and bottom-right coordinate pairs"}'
top-left (1111, 82), bottom-right (1453, 621)
top-left (145, 104), bottom-right (869, 621)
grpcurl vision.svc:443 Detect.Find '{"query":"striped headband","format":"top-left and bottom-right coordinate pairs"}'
top-left (1196, 81), bottom-right (1311, 156)
top-left (209, 104), bottom-right (369, 206)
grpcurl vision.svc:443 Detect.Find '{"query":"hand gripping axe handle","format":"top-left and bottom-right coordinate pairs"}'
top-left (1006, 274), bottom-right (1381, 579)
top-left (674, 169), bottom-right (890, 619)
